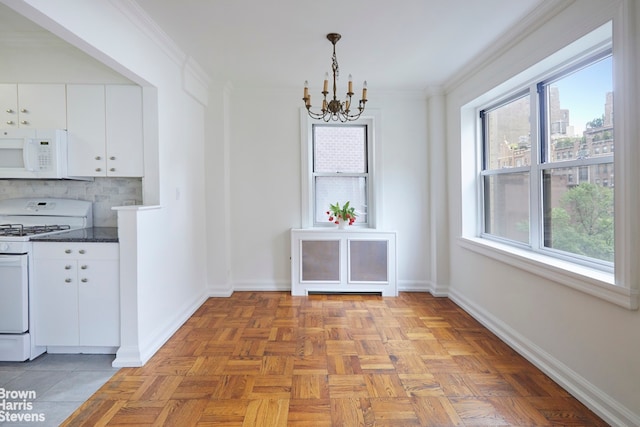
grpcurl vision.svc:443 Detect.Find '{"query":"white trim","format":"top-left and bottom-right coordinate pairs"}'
top-left (109, 0), bottom-right (185, 67)
top-left (299, 108), bottom-right (382, 229)
top-left (232, 280), bottom-right (291, 292)
top-left (449, 287), bottom-right (640, 427)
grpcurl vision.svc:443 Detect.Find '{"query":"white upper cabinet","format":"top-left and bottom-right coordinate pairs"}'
top-left (105, 85), bottom-right (143, 177)
top-left (67, 85), bottom-right (106, 176)
top-left (0, 84), bottom-right (66, 129)
top-left (67, 84), bottom-right (143, 177)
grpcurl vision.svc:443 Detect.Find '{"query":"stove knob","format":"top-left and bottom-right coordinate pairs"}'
top-left (0, 243), bottom-right (9, 252)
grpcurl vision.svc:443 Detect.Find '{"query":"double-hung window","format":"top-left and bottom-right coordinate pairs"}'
top-left (480, 50), bottom-right (614, 269)
top-left (300, 109), bottom-right (378, 229)
top-left (312, 123), bottom-right (370, 227)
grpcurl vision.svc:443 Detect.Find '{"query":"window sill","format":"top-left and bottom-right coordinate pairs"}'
top-left (457, 237), bottom-right (637, 310)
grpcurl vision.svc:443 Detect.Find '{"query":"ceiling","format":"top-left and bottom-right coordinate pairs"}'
top-left (2, 0), bottom-right (545, 91)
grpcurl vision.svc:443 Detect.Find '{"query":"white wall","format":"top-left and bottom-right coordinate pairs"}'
top-left (2, 0), bottom-right (210, 366)
top-left (216, 87), bottom-right (430, 292)
top-left (444, 0), bottom-right (640, 425)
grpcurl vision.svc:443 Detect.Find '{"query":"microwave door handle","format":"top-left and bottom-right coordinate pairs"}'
top-left (22, 138), bottom-right (37, 171)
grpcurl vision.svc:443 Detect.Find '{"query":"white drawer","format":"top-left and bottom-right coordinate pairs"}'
top-left (32, 242), bottom-right (119, 260)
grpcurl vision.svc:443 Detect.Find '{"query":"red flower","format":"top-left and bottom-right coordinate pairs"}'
top-left (328, 216), bottom-right (334, 222)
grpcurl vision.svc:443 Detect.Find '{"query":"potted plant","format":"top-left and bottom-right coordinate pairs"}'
top-left (327, 201), bottom-right (357, 228)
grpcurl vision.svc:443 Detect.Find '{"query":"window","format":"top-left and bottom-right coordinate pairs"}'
top-left (480, 51), bottom-right (613, 268)
top-left (300, 111), bottom-right (378, 228)
top-left (313, 124), bottom-right (369, 226)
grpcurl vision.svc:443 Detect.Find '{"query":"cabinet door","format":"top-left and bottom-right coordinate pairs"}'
top-left (0, 84), bottom-right (18, 127)
top-left (17, 84), bottom-right (67, 129)
top-left (33, 259), bottom-right (79, 346)
top-left (78, 259), bottom-right (120, 346)
top-left (67, 85), bottom-right (107, 177)
top-left (105, 85), bottom-right (143, 177)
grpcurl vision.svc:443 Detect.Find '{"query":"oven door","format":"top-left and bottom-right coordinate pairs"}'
top-left (0, 254), bottom-right (29, 333)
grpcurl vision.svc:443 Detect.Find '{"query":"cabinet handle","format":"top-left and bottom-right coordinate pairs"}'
top-left (5, 121), bottom-right (14, 125)
top-left (81, 265), bottom-right (88, 270)
top-left (20, 108), bottom-right (27, 113)
top-left (110, 156), bottom-right (116, 160)
top-left (81, 278), bottom-right (88, 283)
top-left (95, 168), bottom-right (102, 172)
top-left (95, 156), bottom-right (102, 160)
top-left (65, 265), bottom-right (72, 270)
top-left (5, 109), bottom-right (14, 113)
top-left (110, 168), bottom-right (116, 172)
top-left (65, 249), bottom-right (72, 254)
top-left (79, 249), bottom-right (86, 254)
top-left (20, 120), bottom-right (29, 125)
top-left (65, 278), bottom-right (72, 283)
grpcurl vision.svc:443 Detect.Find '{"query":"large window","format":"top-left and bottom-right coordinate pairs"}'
top-left (480, 51), bottom-right (613, 269)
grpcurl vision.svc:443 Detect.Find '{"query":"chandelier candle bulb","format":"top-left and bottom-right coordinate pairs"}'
top-left (362, 81), bottom-right (367, 101)
top-left (348, 74), bottom-right (353, 94)
top-left (323, 72), bottom-right (329, 93)
top-left (304, 81), bottom-right (309, 99)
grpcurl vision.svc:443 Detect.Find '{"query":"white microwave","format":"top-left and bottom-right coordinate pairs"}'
top-left (0, 129), bottom-right (70, 179)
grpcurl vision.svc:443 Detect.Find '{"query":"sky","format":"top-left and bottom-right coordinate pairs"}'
top-left (552, 56), bottom-right (613, 133)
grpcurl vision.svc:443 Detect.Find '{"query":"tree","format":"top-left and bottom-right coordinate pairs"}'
top-left (586, 115), bottom-right (604, 129)
top-left (549, 182), bottom-right (614, 262)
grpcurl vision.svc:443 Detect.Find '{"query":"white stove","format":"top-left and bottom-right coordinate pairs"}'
top-left (0, 198), bottom-right (92, 361)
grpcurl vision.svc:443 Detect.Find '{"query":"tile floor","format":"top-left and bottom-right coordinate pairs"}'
top-left (0, 353), bottom-right (118, 427)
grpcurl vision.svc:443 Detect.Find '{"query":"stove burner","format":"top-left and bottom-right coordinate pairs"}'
top-left (0, 223), bottom-right (71, 237)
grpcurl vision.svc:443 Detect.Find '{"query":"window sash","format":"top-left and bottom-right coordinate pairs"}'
top-left (310, 123), bottom-right (371, 228)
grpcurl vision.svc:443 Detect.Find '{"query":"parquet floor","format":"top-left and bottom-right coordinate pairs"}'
top-left (62, 292), bottom-right (608, 426)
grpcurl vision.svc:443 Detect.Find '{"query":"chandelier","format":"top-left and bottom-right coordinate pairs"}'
top-left (303, 33), bottom-right (367, 122)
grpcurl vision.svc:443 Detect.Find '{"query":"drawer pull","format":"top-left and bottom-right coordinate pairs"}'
top-left (65, 265), bottom-right (72, 270)
top-left (65, 278), bottom-right (72, 283)
top-left (65, 249), bottom-right (72, 254)
top-left (81, 278), bottom-right (88, 283)
top-left (81, 265), bottom-right (88, 270)
top-left (78, 249), bottom-right (86, 254)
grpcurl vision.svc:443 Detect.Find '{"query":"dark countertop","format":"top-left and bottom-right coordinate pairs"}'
top-left (30, 227), bottom-right (119, 243)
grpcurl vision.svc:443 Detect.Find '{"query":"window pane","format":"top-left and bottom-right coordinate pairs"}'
top-left (546, 56), bottom-right (613, 164)
top-left (315, 176), bottom-right (367, 224)
top-left (484, 173), bottom-right (529, 243)
top-left (314, 125), bottom-right (366, 173)
top-left (543, 165), bottom-right (614, 262)
top-left (484, 94), bottom-right (531, 170)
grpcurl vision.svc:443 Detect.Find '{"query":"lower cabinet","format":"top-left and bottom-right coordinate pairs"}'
top-left (32, 242), bottom-right (120, 349)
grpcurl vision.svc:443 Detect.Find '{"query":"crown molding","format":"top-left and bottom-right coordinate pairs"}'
top-left (443, 0), bottom-right (576, 94)
top-left (107, 0), bottom-right (211, 93)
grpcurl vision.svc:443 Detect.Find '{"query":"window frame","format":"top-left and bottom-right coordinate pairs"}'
top-left (312, 123), bottom-right (370, 227)
top-left (479, 50), bottom-right (614, 272)
top-left (300, 108), bottom-right (381, 229)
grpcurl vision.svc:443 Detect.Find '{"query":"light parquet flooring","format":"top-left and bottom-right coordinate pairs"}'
top-left (62, 292), bottom-right (608, 426)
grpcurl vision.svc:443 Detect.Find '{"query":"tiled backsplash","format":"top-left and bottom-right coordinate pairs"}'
top-left (0, 178), bottom-right (142, 227)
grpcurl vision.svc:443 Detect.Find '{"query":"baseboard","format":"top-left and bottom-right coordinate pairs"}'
top-left (208, 282), bottom-right (234, 297)
top-left (232, 280), bottom-right (291, 292)
top-left (448, 288), bottom-right (640, 427)
top-left (113, 291), bottom-right (208, 368)
top-left (398, 280), bottom-right (430, 292)
top-left (399, 280), bottom-right (450, 297)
